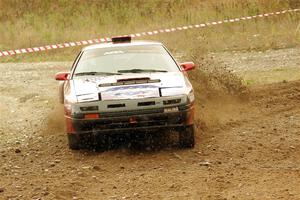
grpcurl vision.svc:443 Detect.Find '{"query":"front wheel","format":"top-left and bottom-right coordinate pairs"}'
top-left (67, 134), bottom-right (81, 150)
top-left (179, 125), bottom-right (195, 148)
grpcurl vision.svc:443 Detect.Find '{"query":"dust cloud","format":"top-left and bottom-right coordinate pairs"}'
top-left (189, 57), bottom-right (250, 132)
top-left (43, 103), bottom-right (65, 134)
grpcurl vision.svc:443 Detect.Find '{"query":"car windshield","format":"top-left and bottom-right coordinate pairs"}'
top-left (74, 44), bottom-right (179, 76)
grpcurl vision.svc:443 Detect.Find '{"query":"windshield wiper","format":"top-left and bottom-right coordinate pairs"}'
top-left (74, 72), bottom-right (122, 76)
top-left (117, 69), bottom-right (168, 73)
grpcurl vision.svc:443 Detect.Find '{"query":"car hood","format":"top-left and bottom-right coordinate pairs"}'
top-left (71, 72), bottom-right (191, 102)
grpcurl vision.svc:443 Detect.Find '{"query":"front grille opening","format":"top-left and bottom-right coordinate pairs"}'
top-left (163, 99), bottom-right (181, 105)
top-left (99, 79), bottom-right (160, 87)
top-left (137, 101), bottom-right (155, 107)
top-left (107, 104), bottom-right (126, 108)
top-left (80, 106), bottom-right (99, 111)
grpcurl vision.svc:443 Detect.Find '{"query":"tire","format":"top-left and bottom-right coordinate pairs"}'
top-left (179, 125), bottom-right (195, 148)
top-left (67, 134), bottom-right (81, 150)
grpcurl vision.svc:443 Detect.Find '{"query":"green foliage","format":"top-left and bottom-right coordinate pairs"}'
top-left (244, 79), bottom-right (255, 86)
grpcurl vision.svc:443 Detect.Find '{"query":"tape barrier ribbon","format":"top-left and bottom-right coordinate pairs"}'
top-left (0, 8), bottom-right (299, 57)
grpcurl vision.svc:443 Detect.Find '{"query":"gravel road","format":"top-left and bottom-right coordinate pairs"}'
top-left (0, 48), bottom-right (300, 200)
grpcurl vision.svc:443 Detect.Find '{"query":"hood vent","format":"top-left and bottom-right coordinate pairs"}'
top-left (117, 77), bottom-right (150, 82)
top-left (99, 78), bottom-right (160, 87)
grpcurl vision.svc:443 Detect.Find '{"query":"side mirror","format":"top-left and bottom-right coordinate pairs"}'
top-left (180, 62), bottom-right (195, 72)
top-left (55, 72), bottom-right (70, 81)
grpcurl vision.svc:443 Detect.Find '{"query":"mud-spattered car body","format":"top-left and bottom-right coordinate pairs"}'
top-left (55, 37), bottom-right (196, 149)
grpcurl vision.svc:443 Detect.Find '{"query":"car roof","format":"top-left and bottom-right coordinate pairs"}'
top-left (82, 40), bottom-right (163, 51)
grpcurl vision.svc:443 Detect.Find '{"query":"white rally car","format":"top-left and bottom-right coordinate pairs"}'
top-left (55, 36), bottom-right (196, 150)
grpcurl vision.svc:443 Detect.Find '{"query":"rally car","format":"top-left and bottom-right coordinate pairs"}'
top-left (55, 36), bottom-right (196, 150)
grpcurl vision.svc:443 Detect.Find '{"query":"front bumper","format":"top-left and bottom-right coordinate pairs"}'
top-left (67, 104), bottom-right (194, 135)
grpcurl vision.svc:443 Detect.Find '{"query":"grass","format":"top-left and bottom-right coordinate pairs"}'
top-left (244, 79), bottom-right (255, 86)
top-left (241, 67), bottom-right (300, 85)
top-left (0, 0), bottom-right (299, 62)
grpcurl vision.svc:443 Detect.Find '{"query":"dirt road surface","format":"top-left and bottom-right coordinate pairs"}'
top-left (0, 48), bottom-right (300, 200)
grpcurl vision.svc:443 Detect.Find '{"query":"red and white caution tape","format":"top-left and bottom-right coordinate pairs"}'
top-left (0, 8), bottom-right (299, 57)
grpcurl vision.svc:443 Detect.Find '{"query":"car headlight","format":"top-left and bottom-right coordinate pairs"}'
top-left (64, 95), bottom-right (77, 116)
top-left (187, 90), bottom-right (195, 103)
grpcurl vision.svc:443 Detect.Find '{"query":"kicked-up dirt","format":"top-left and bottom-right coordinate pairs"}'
top-left (0, 48), bottom-right (300, 200)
